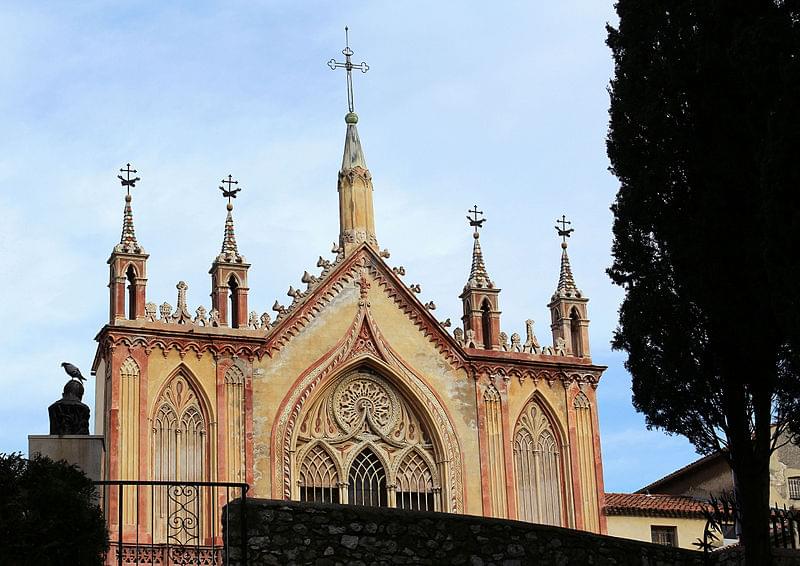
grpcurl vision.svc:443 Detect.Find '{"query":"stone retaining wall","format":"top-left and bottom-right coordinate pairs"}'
top-left (224, 498), bottom-right (709, 566)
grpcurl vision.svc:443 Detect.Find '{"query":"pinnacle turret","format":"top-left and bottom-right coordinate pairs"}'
top-left (552, 215), bottom-right (581, 300)
top-left (552, 242), bottom-right (581, 300)
top-left (217, 175), bottom-right (245, 264)
top-left (218, 203), bottom-right (244, 263)
top-left (466, 231), bottom-right (494, 290)
top-left (115, 193), bottom-right (144, 254)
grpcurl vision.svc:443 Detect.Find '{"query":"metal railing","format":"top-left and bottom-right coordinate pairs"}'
top-left (696, 493), bottom-right (800, 556)
top-left (94, 480), bottom-right (248, 566)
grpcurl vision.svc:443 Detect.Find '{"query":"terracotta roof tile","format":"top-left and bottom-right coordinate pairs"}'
top-left (604, 492), bottom-right (709, 519)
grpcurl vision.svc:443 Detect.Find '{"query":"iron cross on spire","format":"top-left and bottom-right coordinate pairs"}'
top-left (555, 214), bottom-right (575, 243)
top-left (219, 174), bottom-right (241, 206)
top-left (467, 205), bottom-right (486, 235)
top-left (117, 163), bottom-right (140, 196)
top-left (327, 26), bottom-right (370, 113)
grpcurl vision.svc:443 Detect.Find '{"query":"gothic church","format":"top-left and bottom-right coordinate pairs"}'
top-left (92, 39), bottom-right (608, 545)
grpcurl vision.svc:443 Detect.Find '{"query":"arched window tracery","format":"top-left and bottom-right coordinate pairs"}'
top-left (294, 368), bottom-right (441, 510)
top-left (348, 448), bottom-right (386, 507)
top-left (299, 444), bottom-right (340, 504)
top-left (513, 398), bottom-right (564, 526)
top-left (395, 449), bottom-right (436, 511)
top-left (150, 371), bottom-right (208, 543)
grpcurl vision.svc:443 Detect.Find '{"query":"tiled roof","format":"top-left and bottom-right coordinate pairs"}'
top-left (604, 493), bottom-right (709, 519)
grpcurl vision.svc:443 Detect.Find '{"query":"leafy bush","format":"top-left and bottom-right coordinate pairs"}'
top-left (0, 453), bottom-right (107, 565)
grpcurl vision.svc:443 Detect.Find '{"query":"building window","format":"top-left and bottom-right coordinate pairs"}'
top-left (789, 477), bottom-right (800, 500)
top-left (513, 399), bottom-right (564, 526)
top-left (348, 448), bottom-right (386, 507)
top-left (651, 526), bottom-right (678, 547)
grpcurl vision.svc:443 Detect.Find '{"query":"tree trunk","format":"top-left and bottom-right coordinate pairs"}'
top-left (727, 381), bottom-right (773, 566)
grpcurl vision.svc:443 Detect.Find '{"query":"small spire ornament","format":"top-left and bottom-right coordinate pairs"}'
top-left (114, 162), bottom-right (144, 254)
top-left (217, 174), bottom-right (244, 263)
top-left (328, 26), bottom-right (370, 117)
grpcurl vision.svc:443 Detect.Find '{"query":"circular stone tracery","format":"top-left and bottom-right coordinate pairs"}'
top-left (332, 372), bottom-right (398, 434)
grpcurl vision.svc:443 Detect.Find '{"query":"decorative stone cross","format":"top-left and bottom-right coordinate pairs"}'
top-left (328, 26), bottom-right (370, 113)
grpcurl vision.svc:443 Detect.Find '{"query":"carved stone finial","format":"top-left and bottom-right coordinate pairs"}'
top-left (510, 332), bottom-right (522, 352)
top-left (499, 332), bottom-right (509, 351)
top-left (379, 249), bottom-right (390, 258)
top-left (144, 302), bottom-right (157, 322)
top-left (555, 337), bottom-right (567, 356)
top-left (424, 301), bottom-right (436, 310)
top-left (464, 329), bottom-right (478, 349)
top-left (172, 281), bottom-right (192, 324)
top-left (317, 256), bottom-right (333, 270)
top-left (409, 283), bottom-right (421, 294)
top-left (392, 266), bottom-right (406, 276)
top-left (209, 308), bottom-right (221, 327)
top-left (260, 312), bottom-right (271, 329)
top-left (356, 271), bottom-right (371, 299)
top-left (288, 286), bottom-right (303, 300)
top-left (159, 302), bottom-right (173, 322)
top-left (524, 319), bottom-right (541, 353)
top-left (453, 327), bottom-right (464, 346)
top-left (248, 311), bottom-right (260, 329)
top-left (194, 306), bottom-right (208, 326)
top-left (272, 300), bottom-right (287, 316)
top-left (301, 271), bottom-right (319, 289)
top-left (441, 318), bottom-right (452, 328)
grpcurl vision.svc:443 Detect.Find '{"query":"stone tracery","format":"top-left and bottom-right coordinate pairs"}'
top-left (294, 368), bottom-right (441, 510)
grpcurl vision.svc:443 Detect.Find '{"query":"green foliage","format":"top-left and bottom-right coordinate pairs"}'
top-left (607, 0), bottom-right (800, 451)
top-left (0, 453), bottom-right (108, 565)
top-left (607, 1), bottom-right (800, 562)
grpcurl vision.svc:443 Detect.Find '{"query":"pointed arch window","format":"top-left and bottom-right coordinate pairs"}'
top-left (228, 275), bottom-right (239, 328)
top-left (481, 299), bottom-right (492, 349)
top-left (348, 448), bottom-right (387, 507)
top-left (513, 399), bottom-right (563, 526)
top-left (299, 444), bottom-right (340, 504)
top-left (395, 450), bottom-right (436, 511)
top-left (151, 372), bottom-right (208, 543)
top-left (126, 265), bottom-right (137, 320)
top-left (292, 369), bottom-right (447, 511)
top-left (570, 307), bottom-right (582, 357)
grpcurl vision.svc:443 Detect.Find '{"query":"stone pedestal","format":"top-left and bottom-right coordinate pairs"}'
top-left (28, 435), bottom-right (104, 481)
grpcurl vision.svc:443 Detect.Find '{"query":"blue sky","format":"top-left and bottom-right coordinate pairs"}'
top-left (0, 1), bottom-right (699, 493)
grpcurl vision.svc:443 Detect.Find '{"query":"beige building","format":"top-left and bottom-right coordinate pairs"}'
top-left (91, 39), bottom-right (610, 555)
top-left (605, 493), bottom-right (708, 550)
top-left (639, 432), bottom-right (800, 510)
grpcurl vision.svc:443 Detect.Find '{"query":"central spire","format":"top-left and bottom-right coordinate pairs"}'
top-left (329, 27), bottom-right (377, 255)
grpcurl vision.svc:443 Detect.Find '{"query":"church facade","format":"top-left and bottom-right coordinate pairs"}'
top-left (92, 106), bottom-right (607, 543)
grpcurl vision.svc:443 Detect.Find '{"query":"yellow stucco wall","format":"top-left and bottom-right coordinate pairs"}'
top-left (250, 275), bottom-right (482, 513)
top-left (606, 515), bottom-right (706, 550)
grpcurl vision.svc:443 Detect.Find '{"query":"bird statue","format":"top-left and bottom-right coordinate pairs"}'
top-left (61, 362), bottom-right (87, 382)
